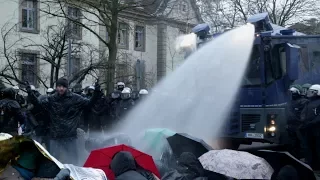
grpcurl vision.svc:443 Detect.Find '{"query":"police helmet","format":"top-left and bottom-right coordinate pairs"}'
top-left (308, 84), bottom-right (320, 97)
top-left (121, 88), bottom-right (131, 99)
top-left (117, 82), bottom-right (125, 91)
top-left (289, 84), bottom-right (302, 95)
top-left (88, 86), bottom-right (95, 90)
top-left (139, 89), bottom-right (149, 95)
top-left (47, 88), bottom-right (54, 93)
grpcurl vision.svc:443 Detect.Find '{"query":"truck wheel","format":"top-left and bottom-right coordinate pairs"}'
top-left (218, 139), bottom-right (240, 150)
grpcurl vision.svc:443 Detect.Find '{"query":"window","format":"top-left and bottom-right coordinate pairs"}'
top-left (134, 25), bottom-right (145, 51)
top-left (242, 45), bottom-right (261, 86)
top-left (20, 0), bottom-right (38, 32)
top-left (118, 23), bottom-right (129, 49)
top-left (21, 52), bottom-right (38, 86)
top-left (67, 7), bottom-right (82, 39)
top-left (265, 44), bottom-right (286, 84)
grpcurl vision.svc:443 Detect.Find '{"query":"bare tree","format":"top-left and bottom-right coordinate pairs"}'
top-left (0, 22), bottom-right (104, 89)
top-left (40, 0), bottom-right (157, 93)
top-left (198, 0), bottom-right (320, 32)
top-left (289, 18), bottom-right (320, 35)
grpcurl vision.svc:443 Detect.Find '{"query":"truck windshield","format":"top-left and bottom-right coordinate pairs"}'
top-left (242, 45), bottom-right (261, 86)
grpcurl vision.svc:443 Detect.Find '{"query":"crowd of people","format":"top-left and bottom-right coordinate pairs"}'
top-left (1, 78), bottom-right (320, 179)
top-left (0, 78), bottom-right (149, 165)
top-left (287, 83), bottom-right (320, 170)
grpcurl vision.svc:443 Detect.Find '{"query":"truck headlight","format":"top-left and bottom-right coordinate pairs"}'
top-left (268, 126), bottom-right (276, 132)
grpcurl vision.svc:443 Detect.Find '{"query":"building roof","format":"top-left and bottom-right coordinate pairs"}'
top-left (141, 0), bottom-right (203, 23)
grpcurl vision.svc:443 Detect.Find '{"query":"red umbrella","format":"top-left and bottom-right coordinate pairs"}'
top-left (83, 144), bottom-right (160, 180)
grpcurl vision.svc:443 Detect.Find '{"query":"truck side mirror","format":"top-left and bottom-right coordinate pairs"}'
top-left (286, 43), bottom-right (300, 81)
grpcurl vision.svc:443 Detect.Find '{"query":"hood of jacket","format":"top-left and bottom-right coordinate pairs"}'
top-left (110, 151), bottom-right (136, 176)
top-left (177, 152), bottom-right (204, 178)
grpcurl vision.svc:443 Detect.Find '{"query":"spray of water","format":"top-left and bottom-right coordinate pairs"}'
top-left (105, 24), bottom-right (255, 145)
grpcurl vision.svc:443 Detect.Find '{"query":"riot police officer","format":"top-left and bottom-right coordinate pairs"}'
top-left (300, 84), bottom-right (320, 169)
top-left (301, 83), bottom-right (312, 98)
top-left (286, 85), bottom-right (308, 159)
top-left (119, 88), bottom-right (135, 119)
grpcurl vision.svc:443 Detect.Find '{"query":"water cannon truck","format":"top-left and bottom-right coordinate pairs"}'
top-left (190, 13), bottom-right (320, 149)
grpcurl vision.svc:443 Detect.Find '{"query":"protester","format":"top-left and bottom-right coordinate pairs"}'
top-left (26, 77), bottom-right (100, 165)
top-left (0, 87), bottom-right (26, 135)
top-left (110, 151), bottom-right (148, 180)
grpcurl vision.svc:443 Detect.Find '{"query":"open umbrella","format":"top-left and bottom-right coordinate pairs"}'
top-left (166, 133), bottom-right (213, 158)
top-left (141, 128), bottom-right (176, 157)
top-left (247, 150), bottom-right (316, 180)
top-left (143, 128), bottom-right (176, 147)
top-left (83, 144), bottom-right (160, 180)
top-left (199, 149), bottom-right (274, 179)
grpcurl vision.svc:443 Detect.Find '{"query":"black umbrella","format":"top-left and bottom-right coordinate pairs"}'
top-left (247, 150), bottom-right (316, 180)
top-left (166, 133), bottom-right (213, 158)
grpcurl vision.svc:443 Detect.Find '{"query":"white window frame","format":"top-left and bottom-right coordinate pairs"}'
top-left (71, 56), bottom-right (81, 76)
top-left (20, 0), bottom-right (39, 33)
top-left (134, 25), bottom-right (146, 52)
top-left (20, 51), bottom-right (39, 87)
top-left (118, 23), bottom-right (129, 49)
top-left (67, 6), bottom-right (82, 39)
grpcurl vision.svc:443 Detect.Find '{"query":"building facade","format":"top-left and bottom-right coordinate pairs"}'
top-left (0, 0), bottom-right (202, 94)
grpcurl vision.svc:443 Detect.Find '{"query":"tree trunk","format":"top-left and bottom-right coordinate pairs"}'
top-left (55, 66), bottom-right (60, 86)
top-left (105, 10), bottom-right (119, 94)
top-left (50, 63), bottom-right (55, 87)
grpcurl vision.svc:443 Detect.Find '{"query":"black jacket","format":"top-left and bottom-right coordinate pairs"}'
top-left (287, 97), bottom-right (308, 126)
top-left (301, 97), bottom-right (320, 130)
top-left (119, 99), bottom-right (135, 118)
top-left (28, 90), bottom-right (98, 138)
top-left (110, 151), bottom-right (148, 180)
top-left (0, 98), bottom-right (25, 134)
top-left (83, 93), bottom-right (109, 132)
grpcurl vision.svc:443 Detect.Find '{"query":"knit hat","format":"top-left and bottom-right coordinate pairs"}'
top-left (56, 78), bottom-right (68, 88)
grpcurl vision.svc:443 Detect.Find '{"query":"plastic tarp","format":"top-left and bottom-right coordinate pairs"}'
top-left (0, 135), bottom-right (108, 180)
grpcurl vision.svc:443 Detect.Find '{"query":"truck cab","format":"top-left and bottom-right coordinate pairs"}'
top-left (190, 13), bottom-right (320, 149)
top-left (221, 13), bottom-right (320, 149)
